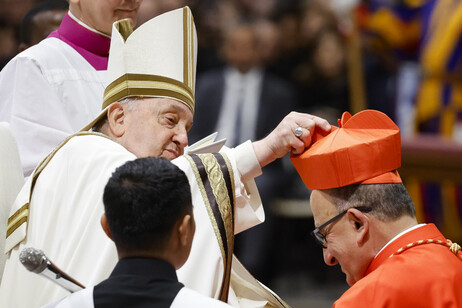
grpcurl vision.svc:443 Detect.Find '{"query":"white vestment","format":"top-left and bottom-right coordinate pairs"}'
top-left (0, 38), bottom-right (106, 176)
top-left (0, 135), bottom-right (265, 308)
top-left (41, 286), bottom-right (233, 308)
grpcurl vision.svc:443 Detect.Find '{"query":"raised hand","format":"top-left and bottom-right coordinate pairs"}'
top-left (252, 111), bottom-right (331, 168)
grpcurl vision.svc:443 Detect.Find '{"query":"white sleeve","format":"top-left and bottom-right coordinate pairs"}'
top-left (231, 141), bottom-right (262, 183)
top-left (225, 141), bottom-right (265, 234)
top-left (40, 287), bottom-right (94, 308)
top-left (171, 287), bottom-right (233, 308)
top-left (0, 56), bottom-right (73, 176)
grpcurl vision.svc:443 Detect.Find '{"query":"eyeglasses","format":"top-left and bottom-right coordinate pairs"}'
top-left (311, 205), bottom-right (372, 248)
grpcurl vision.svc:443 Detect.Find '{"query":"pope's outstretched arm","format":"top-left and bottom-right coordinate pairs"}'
top-left (253, 111), bottom-right (332, 168)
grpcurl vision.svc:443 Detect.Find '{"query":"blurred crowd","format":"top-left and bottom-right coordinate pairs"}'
top-left (1, 0), bottom-right (461, 298)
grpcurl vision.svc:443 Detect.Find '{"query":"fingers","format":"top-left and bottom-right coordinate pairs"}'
top-left (291, 128), bottom-right (311, 155)
top-left (294, 113), bottom-right (331, 135)
top-left (253, 111), bottom-right (332, 167)
top-left (290, 112), bottom-right (331, 154)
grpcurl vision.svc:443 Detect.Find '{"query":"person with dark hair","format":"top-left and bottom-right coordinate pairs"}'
top-left (102, 157), bottom-right (193, 255)
top-left (292, 109), bottom-right (462, 308)
top-left (18, 0), bottom-right (68, 52)
top-left (323, 183), bottom-right (416, 222)
top-left (44, 157), bottom-right (231, 307)
top-left (0, 0), bottom-right (142, 177)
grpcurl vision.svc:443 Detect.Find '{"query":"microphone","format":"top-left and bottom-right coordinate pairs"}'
top-left (19, 247), bottom-right (85, 293)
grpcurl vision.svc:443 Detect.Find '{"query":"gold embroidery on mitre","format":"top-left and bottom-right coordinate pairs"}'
top-left (103, 74), bottom-right (194, 112)
top-left (183, 7), bottom-right (194, 92)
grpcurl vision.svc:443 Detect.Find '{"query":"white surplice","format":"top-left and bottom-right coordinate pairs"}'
top-left (0, 38), bottom-right (106, 176)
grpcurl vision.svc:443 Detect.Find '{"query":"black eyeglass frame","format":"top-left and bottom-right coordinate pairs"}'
top-left (311, 205), bottom-right (372, 248)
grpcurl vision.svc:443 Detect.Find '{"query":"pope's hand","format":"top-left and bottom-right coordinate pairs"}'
top-left (252, 112), bottom-right (331, 168)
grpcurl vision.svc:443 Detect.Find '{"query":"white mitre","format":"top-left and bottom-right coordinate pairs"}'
top-left (83, 6), bottom-right (197, 131)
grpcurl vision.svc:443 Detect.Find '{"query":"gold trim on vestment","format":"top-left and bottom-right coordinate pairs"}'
top-left (6, 204), bottom-right (29, 238)
top-left (185, 153), bottom-right (236, 302)
top-left (201, 154), bottom-right (234, 245)
top-left (217, 153), bottom-right (235, 302)
top-left (222, 153), bottom-right (235, 214)
top-left (6, 132), bottom-right (113, 239)
top-left (184, 155), bottom-right (226, 259)
top-left (6, 216), bottom-right (27, 238)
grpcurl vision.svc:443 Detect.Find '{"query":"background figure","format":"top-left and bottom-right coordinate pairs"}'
top-left (0, 0), bottom-right (34, 68)
top-left (44, 157), bottom-right (231, 308)
top-left (294, 28), bottom-right (349, 115)
top-left (266, 10), bottom-right (303, 86)
top-left (189, 22), bottom-right (297, 284)
top-left (193, 0), bottom-right (236, 74)
top-left (18, 0), bottom-right (68, 52)
top-left (293, 2), bottom-right (349, 117)
top-left (253, 19), bottom-right (282, 71)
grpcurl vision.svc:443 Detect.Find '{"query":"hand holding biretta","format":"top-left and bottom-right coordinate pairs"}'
top-left (291, 110), bottom-right (402, 189)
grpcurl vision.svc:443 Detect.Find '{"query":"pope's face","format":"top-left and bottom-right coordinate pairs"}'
top-left (70, 0), bottom-right (141, 35)
top-left (120, 98), bottom-right (193, 161)
top-left (310, 190), bottom-right (369, 286)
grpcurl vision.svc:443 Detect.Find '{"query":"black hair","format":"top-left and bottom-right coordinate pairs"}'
top-left (103, 157), bottom-right (192, 251)
top-left (19, 0), bottom-right (68, 45)
top-left (324, 182), bottom-right (416, 221)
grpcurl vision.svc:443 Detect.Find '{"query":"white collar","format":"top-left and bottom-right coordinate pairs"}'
top-left (375, 223), bottom-right (426, 258)
top-left (226, 67), bottom-right (262, 82)
top-left (68, 11), bottom-right (111, 39)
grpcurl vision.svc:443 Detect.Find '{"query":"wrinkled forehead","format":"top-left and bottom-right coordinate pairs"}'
top-left (136, 97), bottom-right (193, 119)
top-left (310, 190), bottom-right (337, 225)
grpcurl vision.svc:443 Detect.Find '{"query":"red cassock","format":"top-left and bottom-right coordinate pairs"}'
top-left (334, 224), bottom-right (462, 307)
